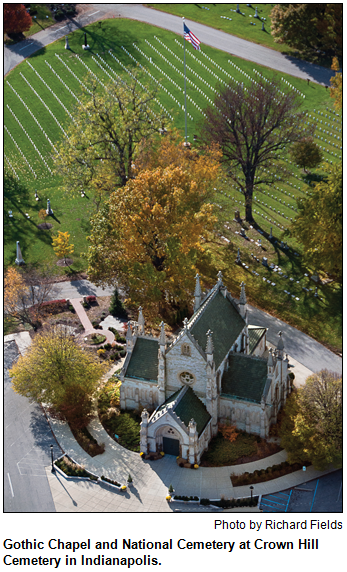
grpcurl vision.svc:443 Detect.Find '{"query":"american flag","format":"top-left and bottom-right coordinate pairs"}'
top-left (183, 23), bottom-right (201, 50)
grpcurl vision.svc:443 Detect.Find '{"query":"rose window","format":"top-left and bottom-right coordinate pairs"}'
top-left (180, 372), bottom-right (195, 385)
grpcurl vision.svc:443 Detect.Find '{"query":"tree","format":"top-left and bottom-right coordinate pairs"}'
top-left (290, 137), bottom-right (323, 173)
top-left (270, 4), bottom-right (342, 57)
top-left (86, 164), bottom-right (219, 312)
top-left (10, 327), bottom-right (109, 427)
top-left (200, 76), bottom-right (309, 222)
top-left (330, 57), bottom-right (342, 110)
top-left (52, 231), bottom-right (74, 265)
top-left (4, 4), bottom-right (32, 36)
top-left (292, 162), bottom-right (342, 280)
top-left (109, 288), bottom-right (127, 319)
top-left (280, 370), bottom-right (342, 470)
top-left (4, 265), bottom-right (57, 330)
top-left (53, 74), bottom-right (167, 203)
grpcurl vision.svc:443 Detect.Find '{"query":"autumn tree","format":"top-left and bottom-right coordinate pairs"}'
top-left (52, 231), bottom-right (74, 265)
top-left (280, 370), bottom-right (342, 470)
top-left (10, 327), bottom-right (109, 428)
top-left (270, 4), bottom-right (342, 58)
top-left (4, 4), bottom-right (32, 36)
top-left (87, 162), bottom-right (219, 312)
top-left (4, 266), bottom-right (57, 330)
top-left (330, 57), bottom-right (342, 110)
top-left (200, 76), bottom-right (309, 222)
top-left (290, 137), bottom-right (323, 173)
top-left (54, 74), bottom-right (167, 204)
top-left (292, 162), bottom-right (342, 280)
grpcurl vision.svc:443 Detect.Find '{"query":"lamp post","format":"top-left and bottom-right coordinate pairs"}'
top-left (250, 485), bottom-right (254, 500)
top-left (50, 444), bottom-right (55, 473)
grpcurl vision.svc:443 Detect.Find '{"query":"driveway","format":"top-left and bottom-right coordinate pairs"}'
top-left (4, 4), bottom-right (334, 85)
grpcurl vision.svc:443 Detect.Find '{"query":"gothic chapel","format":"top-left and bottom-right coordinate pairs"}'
top-left (120, 272), bottom-right (291, 464)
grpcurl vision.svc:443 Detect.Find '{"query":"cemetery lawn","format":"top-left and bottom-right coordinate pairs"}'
top-left (4, 18), bottom-right (341, 351)
top-left (146, 3), bottom-right (332, 66)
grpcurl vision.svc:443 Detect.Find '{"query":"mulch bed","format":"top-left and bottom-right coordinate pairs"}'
top-left (37, 223), bottom-right (53, 230)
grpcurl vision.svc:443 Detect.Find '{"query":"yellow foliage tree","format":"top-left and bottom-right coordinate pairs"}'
top-left (87, 162), bottom-right (219, 313)
top-left (52, 231), bottom-right (74, 265)
top-left (330, 57), bottom-right (342, 110)
top-left (10, 327), bottom-right (109, 428)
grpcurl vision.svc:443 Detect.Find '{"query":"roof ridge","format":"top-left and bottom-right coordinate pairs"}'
top-left (187, 285), bottom-right (219, 329)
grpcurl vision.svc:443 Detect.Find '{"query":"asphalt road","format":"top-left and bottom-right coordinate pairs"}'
top-left (4, 3), bottom-right (334, 85)
top-left (50, 279), bottom-right (341, 375)
top-left (4, 340), bottom-right (61, 512)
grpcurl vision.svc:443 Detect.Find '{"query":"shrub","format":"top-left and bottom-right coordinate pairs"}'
top-left (101, 475), bottom-right (121, 487)
top-left (119, 350), bottom-right (126, 357)
top-left (200, 498), bottom-right (210, 505)
top-left (86, 295), bottom-right (97, 304)
top-left (118, 336), bottom-right (126, 344)
top-left (97, 349), bottom-right (106, 357)
top-left (109, 288), bottom-right (127, 318)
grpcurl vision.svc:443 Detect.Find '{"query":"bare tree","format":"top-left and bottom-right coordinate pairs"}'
top-left (200, 76), bottom-right (313, 222)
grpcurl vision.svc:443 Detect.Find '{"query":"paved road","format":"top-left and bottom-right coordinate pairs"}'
top-left (4, 3), bottom-right (334, 85)
top-left (4, 340), bottom-right (61, 512)
top-left (50, 279), bottom-right (341, 375)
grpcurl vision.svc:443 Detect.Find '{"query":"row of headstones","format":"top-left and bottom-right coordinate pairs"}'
top-left (20, 70), bottom-right (68, 138)
top-left (280, 76), bottom-right (305, 98)
top-left (129, 44), bottom-right (195, 119)
top-left (4, 125), bottom-right (37, 178)
top-left (142, 40), bottom-right (217, 110)
top-left (7, 81), bottom-right (58, 154)
top-left (253, 69), bottom-right (286, 97)
top-left (221, 192), bottom-right (289, 230)
top-left (26, 60), bottom-right (75, 124)
top-left (45, 60), bottom-right (82, 106)
top-left (5, 154), bottom-right (20, 180)
top-left (6, 105), bottom-right (53, 175)
top-left (305, 115), bottom-right (341, 135)
top-left (229, 181), bottom-right (298, 211)
top-left (55, 53), bottom-right (93, 95)
top-left (108, 50), bottom-right (175, 121)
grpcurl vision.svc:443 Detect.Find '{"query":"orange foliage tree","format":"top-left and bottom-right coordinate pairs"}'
top-left (218, 423), bottom-right (238, 443)
top-left (4, 4), bottom-right (32, 35)
top-left (330, 57), bottom-right (342, 110)
top-left (87, 157), bottom-right (220, 313)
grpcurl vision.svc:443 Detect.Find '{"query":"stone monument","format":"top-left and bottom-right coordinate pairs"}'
top-left (15, 241), bottom-right (25, 266)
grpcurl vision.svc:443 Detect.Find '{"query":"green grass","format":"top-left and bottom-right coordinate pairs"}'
top-left (200, 431), bottom-right (258, 466)
top-left (4, 18), bottom-right (341, 350)
top-left (146, 3), bottom-right (334, 66)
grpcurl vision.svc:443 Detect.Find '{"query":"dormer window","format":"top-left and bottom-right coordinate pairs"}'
top-left (181, 343), bottom-right (191, 356)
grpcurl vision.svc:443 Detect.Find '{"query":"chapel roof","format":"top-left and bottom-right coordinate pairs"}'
top-left (221, 353), bottom-right (268, 403)
top-left (156, 386), bottom-right (211, 436)
top-left (248, 325), bottom-right (267, 354)
top-left (125, 337), bottom-right (159, 382)
top-left (188, 287), bottom-right (246, 369)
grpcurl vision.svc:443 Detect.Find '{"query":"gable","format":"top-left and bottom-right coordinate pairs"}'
top-left (221, 353), bottom-right (268, 403)
top-left (189, 290), bottom-right (245, 369)
top-left (154, 386), bottom-right (211, 436)
top-left (248, 326), bottom-right (267, 354)
top-left (125, 337), bottom-right (159, 382)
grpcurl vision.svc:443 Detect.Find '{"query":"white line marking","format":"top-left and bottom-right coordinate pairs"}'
top-left (88, 11), bottom-right (100, 17)
top-left (7, 473), bottom-right (14, 497)
top-left (19, 42), bottom-right (34, 51)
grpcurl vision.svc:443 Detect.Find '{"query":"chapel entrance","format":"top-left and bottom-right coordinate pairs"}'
top-left (163, 437), bottom-right (180, 456)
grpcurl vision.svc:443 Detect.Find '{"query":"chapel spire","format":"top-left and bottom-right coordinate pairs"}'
top-left (193, 273), bottom-right (202, 312)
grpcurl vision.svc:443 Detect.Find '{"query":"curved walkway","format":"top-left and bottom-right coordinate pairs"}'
top-left (4, 3), bottom-right (334, 85)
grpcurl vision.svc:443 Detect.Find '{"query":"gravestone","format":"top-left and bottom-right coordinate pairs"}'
top-left (46, 199), bottom-right (53, 216)
top-left (235, 209), bottom-right (240, 220)
top-left (262, 257), bottom-right (268, 267)
top-left (255, 7), bottom-right (258, 18)
top-left (82, 32), bottom-right (90, 50)
top-left (236, 249), bottom-right (241, 264)
top-left (262, 22), bottom-right (265, 31)
top-left (15, 241), bottom-right (25, 266)
top-left (65, 36), bottom-right (70, 50)
top-left (269, 227), bottom-right (273, 240)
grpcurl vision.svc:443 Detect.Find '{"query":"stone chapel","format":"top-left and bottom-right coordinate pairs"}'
top-left (119, 272), bottom-right (291, 464)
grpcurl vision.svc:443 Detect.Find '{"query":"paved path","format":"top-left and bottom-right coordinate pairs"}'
top-left (4, 3), bottom-right (334, 85)
top-left (69, 298), bottom-right (115, 345)
top-left (50, 279), bottom-right (341, 377)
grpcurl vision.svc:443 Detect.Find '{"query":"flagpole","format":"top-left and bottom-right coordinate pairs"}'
top-left (182, 17), bottom-right (187, 144)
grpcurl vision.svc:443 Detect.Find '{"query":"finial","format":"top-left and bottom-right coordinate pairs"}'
top-left (138, 307), bottom-right (145, 335)
top-left (126, 321), bottom-right (132, 339)
top-left (277, 331), bottom-right (284, 350)
top-left (217, 270), bottom-right (223, 284)
top-left (205, 329), bottom-right (214, 354)
top-left (194, 273), bottom-right (201, 297)
top-left (239, 281), bottom-right (247, 305)
top-left (159, 321), bottom-right (166, 345)
top-left (183, 317), bottom-right (188, 330)
top-left (267, 348), bottom-right (274, 368)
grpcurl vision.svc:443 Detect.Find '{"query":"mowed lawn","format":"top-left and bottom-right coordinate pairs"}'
top-left (4, 18), bottom-right (342, 350)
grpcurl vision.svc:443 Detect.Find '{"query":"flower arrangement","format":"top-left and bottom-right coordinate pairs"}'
top-left (194, 464), bottom-right (199, 469)
top-left (160, 451), bottom-right (165, 456)
top-left (166, 495), bottom-right (171, 501)
top-left (121, 485), bottom-right (127, 491)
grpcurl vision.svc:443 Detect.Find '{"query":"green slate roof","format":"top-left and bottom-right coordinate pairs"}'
top-left (248, 326), bottom-right (267, 354)
top-left (189, 290), bottom-right (245, 369)
top-left (221, 353), bottom-right (268, 403)
top-left (125, 337), bottom-right (158, 382)
top-left (156, 387), bottom-right (211, 436)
